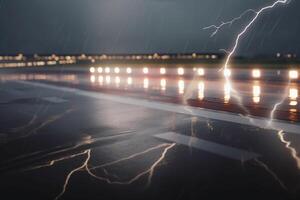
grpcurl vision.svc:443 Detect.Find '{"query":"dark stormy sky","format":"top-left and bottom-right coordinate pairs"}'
top-left (0, 0), bottom-right (299, 56)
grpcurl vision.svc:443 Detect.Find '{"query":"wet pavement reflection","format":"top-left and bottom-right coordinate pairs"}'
top-left (0, 66), bottom-right (300, 199)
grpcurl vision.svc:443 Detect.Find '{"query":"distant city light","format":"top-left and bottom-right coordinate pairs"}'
top-left (126, 67), bottom-right (132, 74)
top-left (105, 67), bottom-right (110, 73)
top-left (143, 67), bottom-right (149, 74)
top-left (253, 96), bottom-right (260, 104)
top-left (289, 70), bottom-right (298, 79)
top-left (197, 68), bottom-right (205, 76)
top-left (223, 69), bottom-right (231, 77)
top-left (178, 68), bottom-right (184, 75)
top-left (114, 67), bottom-right (120, 74)
top-left (252, 69), bottom-right (261, 78)
top-left (97, 67), bottom-right (103, 73)
top-left (89, 67), bottom-right (95, 73)
top-left (160, 68), bottom-right (166, 75)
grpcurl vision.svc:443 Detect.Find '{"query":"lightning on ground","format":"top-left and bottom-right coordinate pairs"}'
top-left (278, 130), bottom-right (300, 169)
top-left (28, 143), bottom-right (176, 200)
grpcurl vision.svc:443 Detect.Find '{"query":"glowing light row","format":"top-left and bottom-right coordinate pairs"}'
top-left (90, 67), bottom-right (207, 76)
top-left (90, 67), bottom-right (133, 74)
top-left (90, 75), bottom-right (298, 106)
top-left (90, 67), bottom-right (299, 80)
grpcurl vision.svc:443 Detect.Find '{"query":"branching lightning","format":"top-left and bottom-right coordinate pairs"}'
top-left (25, 151), bottom-right (88, 171)
top-left (24, 108), bottom-right (75, 138)
top-left (205, 0), bottom-right (289, 72)
top-left (204, 1), bottom-right (293, 190)
top-left (254, 158), bottom-right (287, 190)
top-left (204, 0), bottom-right (290, 123)
top-left (10, 1), bottom-right (295, 198)
top-left (277, 130), bottom-right (300, 169)
top-left (10, 114), bottom-right (38, 132)
top-left (203, 9), bottom-right (256, 37)
top-left (54, 150), bottom-right (91, 200)
top-left (33, 143), bottom-right (176, 200)
top-left (268, 81), bottom-right (291, 127)
top-left (87, 143), bottom-right (175, 187)
top-left (90, 143), bottom-right (173, 171)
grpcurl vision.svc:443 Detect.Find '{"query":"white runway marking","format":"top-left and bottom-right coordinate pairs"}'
top-left (155, 132), bottom-right (259, 161)
top-left (42, 97), bottom-right (68, 103)
top-left (17, 81), bottom-right (300, 134)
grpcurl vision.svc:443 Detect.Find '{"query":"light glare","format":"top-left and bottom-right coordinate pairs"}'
top-left (144, 78), bottom-right (149, 89)
top-left (178, 68), bottom-right (184, 75)
top-left (89, 67), bottom-right (95, 73)
top-left (160, 68), bottom-right (166, 75)
top-left (252, 69), bottom-right (261, 78)
top-left (178, 80), bottom-right (185, 94)
top-left (126, 67), bottom-right (132, 74)
top-left (289, 88), bottom-right (298, 100)
top-left (105, 67), bottom-right (110, 73)
top-left (97, 67), bottom-right (103, 73)
top-left (160, 79), bottom-right (166, 91)
top-left (198, 81), bottom-right (205, 100)
top-left (143, 67), bottom-right (149, 74)
top-left (224, 69), bottom-right (231, 77)
top-left (114, 67), bottom-right (120, 74)
top-left (197, 68), bottom-right (205, 76)
top-left (289, 70), bottom-right (298, 79)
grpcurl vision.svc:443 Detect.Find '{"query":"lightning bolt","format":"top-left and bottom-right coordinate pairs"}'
top-left (87, 143), bottom-right (175, 187)
top-left (204, 1), bottom-right (293, 190)
top-left (89, 143), bottom-right (173, 171)
top-left (9, 114), bottom-right (38, 133)
top-left (268, 81), bottom-right (291, 127)
top-left (24, 108), bottom-right (74, 138)
top-left (203, 9), bottom-right (256, 37)
top-left (204, 0), bottom-right (290, 124)
top-left (54, 150), bottom-right (91, 200)
top-left (47, 143), bottom-right (175, 200)
top-left (254, 158), bottom-right (287, 190)
top-left (204, 0), bottom-right (289, 72)
top-left (25, 151), bottom-right (88, 171)
top-left (277, 130), bottom-right (300, 169)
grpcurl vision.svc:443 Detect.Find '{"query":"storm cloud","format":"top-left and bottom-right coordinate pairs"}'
top-left (0, 0), bottom-right (299, 56)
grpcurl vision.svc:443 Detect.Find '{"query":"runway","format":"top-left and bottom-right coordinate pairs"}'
top-left (0, 66), bottom-right (300, 199)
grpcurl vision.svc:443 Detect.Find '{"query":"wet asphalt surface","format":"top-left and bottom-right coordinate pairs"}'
top-left (0, 67), bottom-right (300, 200)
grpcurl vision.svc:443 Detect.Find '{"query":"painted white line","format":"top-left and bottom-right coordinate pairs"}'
top-left (17, 81), bottom-right (300, 134)
top-left (155, 132), bottom-right (259, 161)
top-left (42, 97), bottom-right (68, 103)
